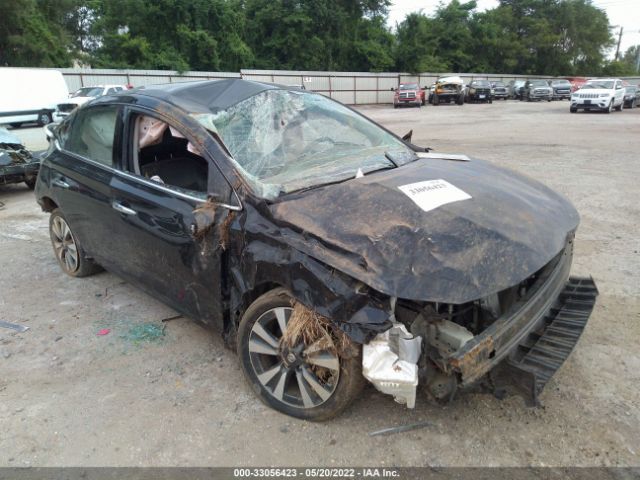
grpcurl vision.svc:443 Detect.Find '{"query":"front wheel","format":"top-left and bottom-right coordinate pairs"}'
top-left (606, 99), bottom-right (613, 113)
top-left (37, 111), bottom-right (52, 126)
top-left (49, 209), bottom-right (102, 277)
top-left (238, 288), bottom-right (364, 421)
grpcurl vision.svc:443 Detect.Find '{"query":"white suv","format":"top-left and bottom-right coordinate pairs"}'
top-left (570, 78), bottom-right (625, 113)
top-left (53, 85), bottom-right (127, 122)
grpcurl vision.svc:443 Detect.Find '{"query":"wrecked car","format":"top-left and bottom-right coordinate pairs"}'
top-left (430, 77), bottom-right (465, 106)
top-left (35, 79), bottom-right (597, 420)
top-left (0, 127), bottom-right (39, 189)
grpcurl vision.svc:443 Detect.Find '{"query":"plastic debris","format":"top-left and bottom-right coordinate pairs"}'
top-left (122, 323), bottom-right (165, 343)
top-left (97, 328), bottom-right (111, 336)
top-left (0, 320), bottom-right (29, 332)
top-left (369, 420), bottom-right (434, 437)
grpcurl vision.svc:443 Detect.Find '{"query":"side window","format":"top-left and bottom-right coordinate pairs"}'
top-left (107, 88), bottom-right (116, 95)
top-left (127, 113), bottom-right (209, 195)
top-left (65, 106), bottom-right (118, 166)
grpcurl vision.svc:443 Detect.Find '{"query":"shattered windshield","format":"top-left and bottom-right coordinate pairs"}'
top-left (196, 89), bottom-right (416, 199)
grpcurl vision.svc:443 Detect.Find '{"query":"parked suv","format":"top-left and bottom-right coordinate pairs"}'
top-left (392, 83), bottom-right (425, 108)
top-left (570, 78), bottom-right (625, 113)
top-left (549, 79), bottom-right (572, 100)
top-left (522, 80), bottom-right (552, 102)
top-left (490, 81), bottom-right (508, 100)
top-left (465, 80), bottom-right (492, 103)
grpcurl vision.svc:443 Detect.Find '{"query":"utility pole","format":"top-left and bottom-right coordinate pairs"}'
top-left (615, 26), bottom-right (623, 61)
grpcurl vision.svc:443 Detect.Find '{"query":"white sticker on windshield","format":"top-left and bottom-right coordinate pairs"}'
top-left (398, 179), bottom-right (471, 212)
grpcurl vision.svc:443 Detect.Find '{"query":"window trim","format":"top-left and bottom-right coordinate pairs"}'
top-left (122, 105), bottom-right (242, 210)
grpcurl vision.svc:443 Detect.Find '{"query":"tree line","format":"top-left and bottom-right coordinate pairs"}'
top-left (1, 0), bottom-right (638, 76)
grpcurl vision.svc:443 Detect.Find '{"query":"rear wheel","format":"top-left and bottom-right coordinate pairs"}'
top-left (49, 209), bottom-right (102, 277)
top-left (238, 288), bottom-right (364, 421)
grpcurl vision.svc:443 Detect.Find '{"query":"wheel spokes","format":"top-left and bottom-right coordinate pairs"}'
top-left (305, 351), bottom-right (340, 371)
top-left (249, 338), bottom-right (279, 356)
top-left (295, 370), bottom-right (315, 408)
top-left (257, 363), bottom-right (283, 385)
top-left (301, 365), bottom-right (331, 402)
top-left (274, 307), bottom-right (288, 335)
top-left (252, 322), bottom-right (280, 349)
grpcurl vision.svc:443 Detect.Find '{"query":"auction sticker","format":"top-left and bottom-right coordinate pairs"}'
top-left (398, 179), bottom-right (471, 212)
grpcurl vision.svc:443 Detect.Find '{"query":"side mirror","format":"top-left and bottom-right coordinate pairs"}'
top-left (390, 87), bottom-right (395, 91)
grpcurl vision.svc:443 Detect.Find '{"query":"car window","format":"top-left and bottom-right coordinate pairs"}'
top-left (64, 106), bottom-right (118, 166)
top-left (107, 88), bottom-right (116, 94)
top-left (127, 112), bottom-right (209, 196)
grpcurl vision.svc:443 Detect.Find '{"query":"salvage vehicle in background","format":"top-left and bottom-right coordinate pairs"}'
top-left (508, 80), bottom-right (526, 100)
top-left (36, 79), bottom-right (597, 420)
top-left (0, 127), bottom-right (40, 189)
top-left (430, 76), bottom-right (465, 105)
top-left (549, 79), bottom-right (572, 100)
top-left (55, 85), bottom-right (127, 122)
top-left (522, 80), bottom-right (553, 102)
top-left (623, 85), bottom-right (639, 108)
top-left (465, 79), bottom-right (492, 103)
top-left (570, 78), bottom-right (625, 113)
top-left (0, 67), bottom-right (68, 127)
top-left (392, 83), bottom-right (425, 108)
top-left (490, 81), bottom-right (508, 100)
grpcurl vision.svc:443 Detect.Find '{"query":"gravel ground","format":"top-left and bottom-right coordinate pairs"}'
top-left (1, 101), bottom-right (639, 467)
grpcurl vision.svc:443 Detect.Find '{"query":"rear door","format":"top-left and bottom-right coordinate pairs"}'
top-left (106, 107), bottom-right (231, 328)
top-left (47, 104), bottom-right (122, 264)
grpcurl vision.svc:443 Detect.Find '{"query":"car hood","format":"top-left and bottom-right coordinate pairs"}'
top-left (577, 88), bottom-right (612, 95)
top-left (269, 156), bottom-right (579, 304)
top-left (59, 96), bottom-right (93, 106)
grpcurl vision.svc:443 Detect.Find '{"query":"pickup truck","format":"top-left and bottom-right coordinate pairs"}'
top-left (430, 76), bottom-right (465, 105)
top-left (392, 83), bottom-right (425, 108)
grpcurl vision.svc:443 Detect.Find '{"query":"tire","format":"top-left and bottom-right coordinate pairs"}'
top-left (10, 123), bottom-right (22, 128)
top-left (237, 288), bottom-right (365, 421)
top-left (456, 95), bottom-right (464, 105)
top-left (527, 94), bottom-right (532, 102)
top-left (606, 99), bottom-right (613, 114)
top-left (393, 104), bottom-right (398, 109)
top-left (37, 111), bottom-right (52, 126)
top-left (24, 178), bottom-right (36, 190)
top-left (49, 209), bottom-right (102, 277)
top-left (421, 98), bottom-right (425, 106)
top-left (570, 107), bottom-right (577, 113)
top-left (433, 94), bottom-right (439, 106)
top-left (489, 98), bottom-right (493, 104)
top-left (615, 101), bottom-right (622, 112)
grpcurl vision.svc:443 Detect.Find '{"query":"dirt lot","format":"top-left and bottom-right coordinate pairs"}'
top-left (1, 101), bottom-right (639, 467)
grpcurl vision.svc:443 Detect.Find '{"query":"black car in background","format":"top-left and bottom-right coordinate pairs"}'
top-left (35, 79), bottom-right (597, 420)
top-left (465, 80), bottom-right (493, 103)
top-left (490, 81), bottom-right (508, 100)
top-left (549, 79), bottom-right (572, 100)
top-left (0, 127), bottom-right (40, 189)
top-left (623, 85), bottom-right (640, 108)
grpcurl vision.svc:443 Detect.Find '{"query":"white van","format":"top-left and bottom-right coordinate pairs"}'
top-left (0, 68), bottom-right (69, 127)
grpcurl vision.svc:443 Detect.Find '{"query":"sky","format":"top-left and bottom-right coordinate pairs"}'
top-left (386, 0), bottom-right (640, 58)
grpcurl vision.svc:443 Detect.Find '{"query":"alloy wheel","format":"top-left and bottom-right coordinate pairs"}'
top-left (51, 216), bottom-right (79, 273)
top-left (247, 306), bottom-right (341, 409)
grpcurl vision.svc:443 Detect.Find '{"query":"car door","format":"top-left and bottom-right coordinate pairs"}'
top-left (106, 107), bottom-right (233, 329)
top-left (47, 104), bottom-right (123, 263)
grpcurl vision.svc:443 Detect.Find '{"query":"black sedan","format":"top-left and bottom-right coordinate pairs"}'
top-left (36, 80), bottom-right (597, 420)
top-left (623, 85), bottom-right (640, 108)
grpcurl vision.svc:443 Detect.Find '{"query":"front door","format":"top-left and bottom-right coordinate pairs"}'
top-left (107, 109), bottom-right (228, 328)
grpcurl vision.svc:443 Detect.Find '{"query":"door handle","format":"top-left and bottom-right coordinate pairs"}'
top-left (52, 178), bottom-right (70, 189)
top-left (112, 201), bottom-right (137, 216)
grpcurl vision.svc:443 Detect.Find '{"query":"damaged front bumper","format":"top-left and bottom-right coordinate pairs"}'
top-left (0, 161), bottom-right (39, 185)
top-left (362, 244), bottom-right (598, 408)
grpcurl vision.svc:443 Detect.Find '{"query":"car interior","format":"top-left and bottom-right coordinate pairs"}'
top-left (131, 114), bottom-right (209, 194)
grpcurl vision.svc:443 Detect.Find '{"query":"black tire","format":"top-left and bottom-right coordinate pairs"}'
top-left (456, 95), bottom-right (464, 105)
top-left (421, 98), bottom-right (425, 106)
top-left (570, 107), bottom-right (577, 113)
top-left (49, 209), bottom-right (102, 277)
top-left (24, 178), bottom-right (36, 190)
top-left (10, 123), bottom-right (22, 128)
top-left (393, 104), bottom-right (398, 109)
top-left (489, 98), bottom-right (493, 104)
top-left (238, 288), bottom-right (365, 421)
top-left (606, 99), bottom-right (613, 114)
top-left (615, 101), bottom-right (623, 112)
top-left (37, 111), bottom-right (52, 126)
